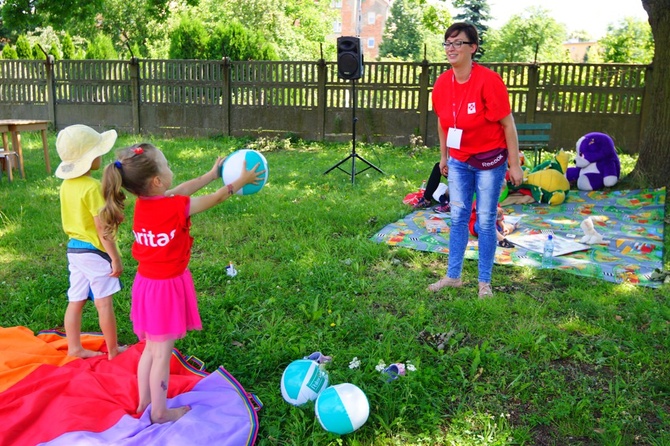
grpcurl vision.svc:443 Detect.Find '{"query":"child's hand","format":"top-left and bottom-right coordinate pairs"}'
top-left (240, 160), bottom-right (266, 186)
top-left (210, 156), bottom-right (224, 180)
top-left (110, 258), bottom-right (123, 278)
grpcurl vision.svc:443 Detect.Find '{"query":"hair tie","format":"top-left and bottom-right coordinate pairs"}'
top-left (114, 160), bottom-right (123, 169)
top-left (133, 147), bottom-right (144, 155)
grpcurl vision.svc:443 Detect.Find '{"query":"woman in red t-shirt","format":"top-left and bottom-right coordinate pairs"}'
top-left (99, 143), bottom-right (263, 425)
top-left (427, 22), bottom-right (524, 298)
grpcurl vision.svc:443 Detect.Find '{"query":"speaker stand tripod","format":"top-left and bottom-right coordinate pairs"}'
top-left (324, 79), bottom-right (384, 184)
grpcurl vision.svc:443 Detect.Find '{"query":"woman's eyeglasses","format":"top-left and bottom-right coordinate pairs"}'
top-left (442, 40), bottom-right (473, 49)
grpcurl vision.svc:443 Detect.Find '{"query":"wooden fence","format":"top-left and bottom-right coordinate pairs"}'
top-left (0, 58), bottom-right (651, 153)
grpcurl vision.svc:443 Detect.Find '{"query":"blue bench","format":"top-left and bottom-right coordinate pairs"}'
top-left (517, 123), bottom-right (552, 165)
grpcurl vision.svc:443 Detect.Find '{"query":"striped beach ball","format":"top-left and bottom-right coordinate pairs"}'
top-left (220, 149), bottom-right (268, 195)
top-left (315, 383), bottom-right (370, 435)
top-left (280, 359), bottom-right (329, 406)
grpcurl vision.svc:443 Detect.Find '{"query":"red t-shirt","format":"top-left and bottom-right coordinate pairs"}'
top-left (132, 195), bottom-right (193, 279)
top-left (432, 63), bottom-right (512, 162)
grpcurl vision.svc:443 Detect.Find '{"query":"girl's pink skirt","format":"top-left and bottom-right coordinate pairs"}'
top-left (131, 269), bottom-right (202, 342)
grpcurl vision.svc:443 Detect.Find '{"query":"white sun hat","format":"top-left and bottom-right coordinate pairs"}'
top-left (55, 125), bottom-right (117, 179)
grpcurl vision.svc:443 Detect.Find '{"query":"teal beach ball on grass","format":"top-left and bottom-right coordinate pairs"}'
top-left (280, 359), bottom-right (329, 406)
top-left (220, 149), bottom-right (268, 195)
top-left (315, 383), bottom-right (370, 435)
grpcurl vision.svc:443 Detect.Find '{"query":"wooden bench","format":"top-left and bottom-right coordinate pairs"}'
top-left (516, 123), bottom-right (552, 166)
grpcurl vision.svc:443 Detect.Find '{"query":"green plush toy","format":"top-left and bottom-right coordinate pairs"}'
top-left (509, 150), bottom-right (571, 205)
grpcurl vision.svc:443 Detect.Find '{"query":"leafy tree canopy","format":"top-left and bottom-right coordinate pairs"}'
top-left (599, 17), bottom-right (653, 64)
top-left (379, 0), bottom-right (451, 62)
top-left (207, 21), bottom-right (277, 61)
top-left (452, 0), bottom-right (491, 58)
top-left (482, 7), bottom-right (569, 63)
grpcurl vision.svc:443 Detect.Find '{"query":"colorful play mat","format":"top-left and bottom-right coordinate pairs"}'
top-left (372, 188), bottom-right (666, 288)
top-left (0, 327), bottom-right (261, 445)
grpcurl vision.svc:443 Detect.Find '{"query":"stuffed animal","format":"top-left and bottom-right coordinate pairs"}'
top-left (507, 149), bottom-right (571, 205)
top-left (566, 132), bottom-right (621, 191)
top-left (580, 217), bottom-right (604, 244)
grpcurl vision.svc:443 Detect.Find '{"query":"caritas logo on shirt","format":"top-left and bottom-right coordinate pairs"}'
top-left (133, 228), bottom-right (176, 247)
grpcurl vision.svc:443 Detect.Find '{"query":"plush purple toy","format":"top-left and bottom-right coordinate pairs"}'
top-left (566, 132), bottom-right (621, 190)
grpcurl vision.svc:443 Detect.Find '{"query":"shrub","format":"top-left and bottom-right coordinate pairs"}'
top-left (85, 34), bottom-right (118, 60)
top-left (206, 21), bottom-right (278, 61)
top-left (15, 35), bottom-right (32, 59)
top-left (1, 45), bottom-right (18, 59)
top-left (61, 33), bottom-right (75, 59)
top-left (32, 44), bottom-right (47, 60)
top-left (168, 16), bottom-right (208, 59)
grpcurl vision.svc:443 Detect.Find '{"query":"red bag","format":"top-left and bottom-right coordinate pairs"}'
top-left (403, 190), bottom-right (424, 206)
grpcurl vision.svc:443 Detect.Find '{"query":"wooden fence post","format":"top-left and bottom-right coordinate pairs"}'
top-left (317, 59), bottom-right (327, 141)
top-left (418, 59), bottom-right (430, 143)
top-left (129, 58), bottom-right (140, 134)
top-left (45, 56), bottom-right (56, 127)
top-left (525, 64), bottom-right (539, 123)
top-left (222, 57), bottom-right (231, 136)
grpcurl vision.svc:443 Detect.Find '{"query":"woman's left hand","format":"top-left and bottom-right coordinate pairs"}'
top-left (508, 164), bottom-right (524, 187)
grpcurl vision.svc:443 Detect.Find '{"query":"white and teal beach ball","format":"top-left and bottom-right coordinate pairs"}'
top-left (280, 359), bottom-right (329, 406)
top-left (220, 149), bottom-right (268, 195)
top-left (315, 383), bottom-right (370, 435)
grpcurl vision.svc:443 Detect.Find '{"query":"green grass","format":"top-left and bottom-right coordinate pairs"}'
top-left (1, 133), bottom-right (669, 445)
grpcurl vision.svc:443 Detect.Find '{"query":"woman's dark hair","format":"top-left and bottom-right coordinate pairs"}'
top-left (444, 22), bottom-right (479, 49)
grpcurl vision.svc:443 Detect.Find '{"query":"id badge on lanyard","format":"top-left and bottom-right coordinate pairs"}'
top-left (447, 127), bottom-right (463, 149)
top-left (448, 71), bottom-right (469, 150)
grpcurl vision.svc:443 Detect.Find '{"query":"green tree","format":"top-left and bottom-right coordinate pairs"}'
top-left (61, 33), bottom-right (76, 59)
top-left (168, 15), bottom-right (208, 59)
top-left (379, 0), bottom-right (426, 61)
top-left (15, 35), bottom-right (32, 59)
top-left (599, 17), bottom-right (653, 64)
top-left (85, 33), bottom-right (118, 59)
top-left (206, 21), bottom-right (277, 60)
top-left (48, 44), bottom-right (61, 60)
top-left (452, 0), bottom-right (491, 58)
top-left (1, 45), bottom-right (18, 59)
top-left (482, 7), bottom-right (568, 63)
top-left (32, 43), bottom-right (46, 60)
top-left (194, 0), bottom-right (335, 60)
top-left (628, 0), bottom-right (668, 188)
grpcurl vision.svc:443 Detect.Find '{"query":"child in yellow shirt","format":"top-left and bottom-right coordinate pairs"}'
top-left (55, 125), bottom-right (125, 360)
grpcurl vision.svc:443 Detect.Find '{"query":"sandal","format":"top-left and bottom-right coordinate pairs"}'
top-left (498, 238), bottom-right (515, 249)
top-left (428, 277), bottom-right (463, 292)
top-left (413, 197), bottom-right (430, 209)
top-left (478, 282), bottom-right (493, 298)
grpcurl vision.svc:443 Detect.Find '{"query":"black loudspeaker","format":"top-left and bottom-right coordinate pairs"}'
top-left (337, 36), bottom-right (363, 80)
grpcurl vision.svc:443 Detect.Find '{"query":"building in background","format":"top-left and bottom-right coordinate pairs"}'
top-left (564, 39), bottom-right (600, 63)
top-left (330, 0), bottom-right (392, 60)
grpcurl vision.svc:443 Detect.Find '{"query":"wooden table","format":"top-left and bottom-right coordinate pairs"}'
top-left (0, 119), bottom-right (51, 179)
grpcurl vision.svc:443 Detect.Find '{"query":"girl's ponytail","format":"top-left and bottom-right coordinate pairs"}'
top-left (100, 161), bottom-right (127, 241)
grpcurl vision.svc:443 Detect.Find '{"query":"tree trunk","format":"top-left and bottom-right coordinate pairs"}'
top-left (632, 0), bottom-right (670, 188)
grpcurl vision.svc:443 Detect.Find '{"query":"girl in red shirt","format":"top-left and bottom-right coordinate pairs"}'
top-left (100, 143), bottom-right (263, 424)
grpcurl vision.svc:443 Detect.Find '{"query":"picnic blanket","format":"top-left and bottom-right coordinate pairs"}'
top-left (0, 326), bottom-right (261, 446)
top-left (372, 188), bottom-right (666, 287)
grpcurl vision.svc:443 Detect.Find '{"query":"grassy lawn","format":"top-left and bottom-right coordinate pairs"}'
top-left (1, 132), bottom-right (669, 445)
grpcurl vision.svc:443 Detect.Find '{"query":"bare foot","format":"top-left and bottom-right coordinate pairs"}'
top-left (108, 344), bottom-right (129, 360)
top-left (151, 406), bottom-right (191, 424)
top-left (136, 401), bottom-right (149, 415)
top-left (68, 348), bottom-right (104, 359)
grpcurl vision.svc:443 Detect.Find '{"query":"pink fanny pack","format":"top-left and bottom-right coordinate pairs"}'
top-left (466, 148), bottom-right (508, 170)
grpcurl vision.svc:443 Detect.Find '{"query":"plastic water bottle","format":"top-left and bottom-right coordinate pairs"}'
top-left (420, 180), bottom-right (426, 191)
top-left (542, 234), bottom-right (554, 268)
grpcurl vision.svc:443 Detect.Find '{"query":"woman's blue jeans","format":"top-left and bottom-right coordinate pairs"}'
top-left (446, 157), bottom-right (507, 283)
